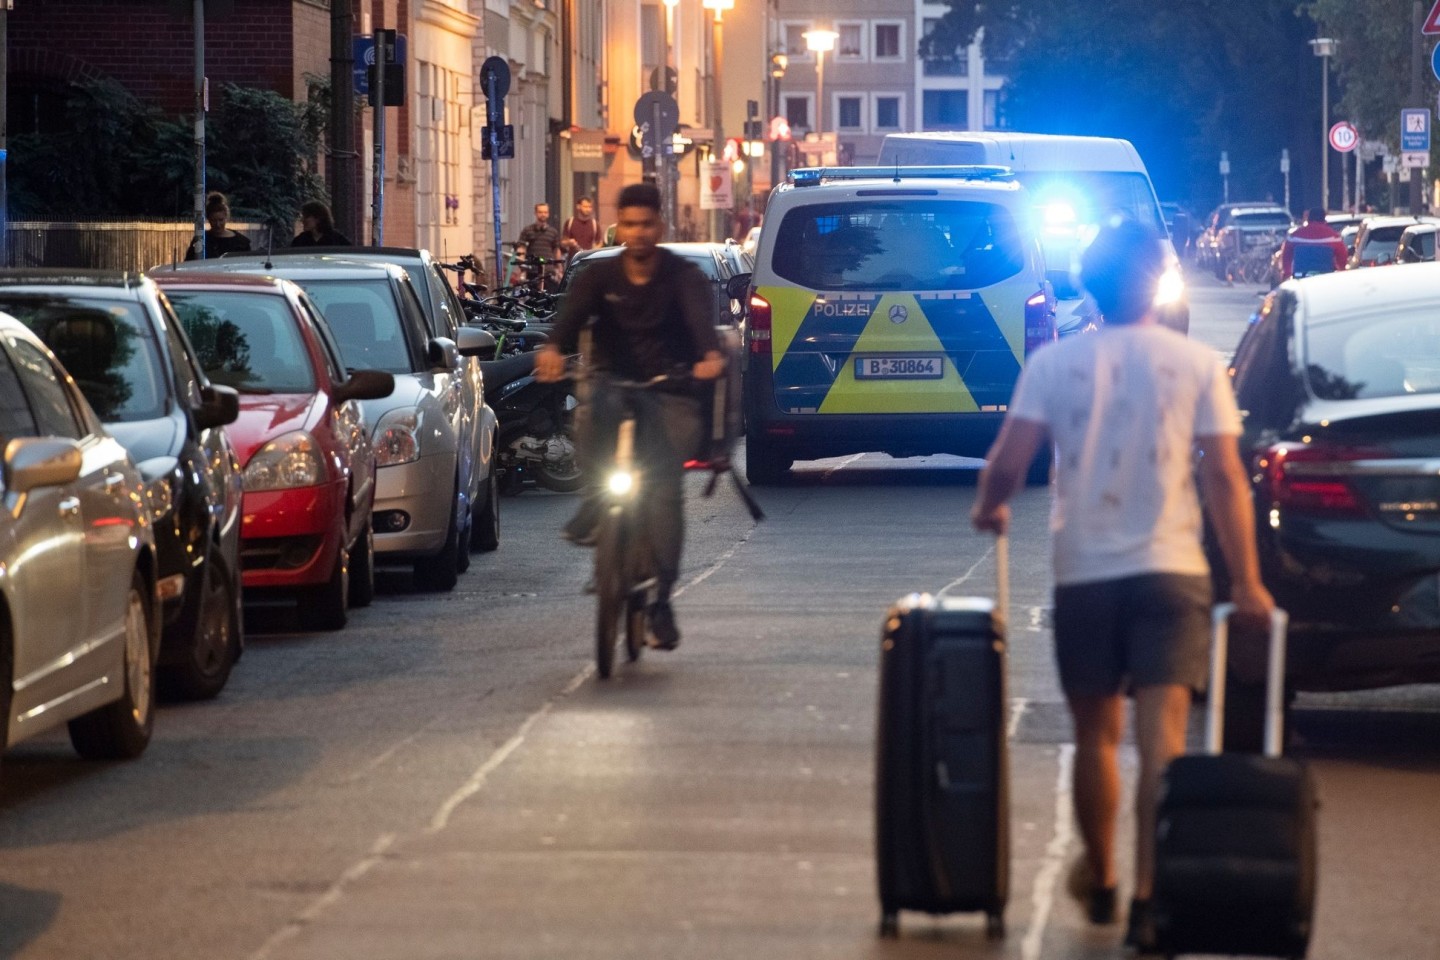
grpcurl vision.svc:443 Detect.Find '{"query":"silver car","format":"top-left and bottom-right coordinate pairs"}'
top-left (162, 258), bottom-right (496, 592)
top-left (0, 315), bottom-right (160, 766)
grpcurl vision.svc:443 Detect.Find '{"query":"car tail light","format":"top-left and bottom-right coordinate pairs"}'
top-left (748, 292), bottom-right (772, 356)
top-left (1256, 442), bottom-right (1383, 515)
top-left (1024, 289), bottom-right (1056, 356)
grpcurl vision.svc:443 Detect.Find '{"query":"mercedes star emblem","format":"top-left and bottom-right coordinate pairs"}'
top-left (888, 304), bottom-right (909, 324)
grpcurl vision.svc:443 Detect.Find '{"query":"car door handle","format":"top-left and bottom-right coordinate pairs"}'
top-left (104, 473), bottom-right (125, 494)
top-left (58, 496), bottom-right (81, 518)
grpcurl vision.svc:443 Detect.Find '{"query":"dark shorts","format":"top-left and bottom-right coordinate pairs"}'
top-left (1052, 573), bottom-right (1212, 698)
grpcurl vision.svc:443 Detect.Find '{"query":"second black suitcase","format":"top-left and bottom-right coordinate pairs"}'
top-left (874, 540), bottom-right (1009, 939)
top-left (1152, 605), bottom-right (1318, 959)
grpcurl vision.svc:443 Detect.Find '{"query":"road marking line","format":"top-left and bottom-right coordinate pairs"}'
top-left (1021, 744), bottom-right (1076, 960)
top-left (821, 452), bottom-right (865, 479)
top-left (673, 526), bottom-right (754, 598)
top-left (1007, 697), bottom-right (1029, 741)
top-left (248, 833), bottom-right (396, 960)
top-left (936, 542), bottom-right (995, 598)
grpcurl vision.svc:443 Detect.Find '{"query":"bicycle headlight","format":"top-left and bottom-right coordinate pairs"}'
top-left (607, 470), bottom-right (635, 496)
top-left (244, 431), bottom-right (327, 491)
top-left (373, 409), bottom-right (421, 466)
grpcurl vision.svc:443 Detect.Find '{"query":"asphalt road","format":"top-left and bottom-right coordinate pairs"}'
top-left (0, 272), bottom-right (1435, 959)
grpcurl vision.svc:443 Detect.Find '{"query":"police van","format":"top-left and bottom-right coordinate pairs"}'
top-left (743, 166), bottom-right (1056, 484)
top-left (876, 132), bottom-right (1187, 336)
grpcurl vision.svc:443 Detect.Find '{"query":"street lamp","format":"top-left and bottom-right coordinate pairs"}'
top-left (1310, 37), bottom-right (1337, 213)
top-left (703, 0), bottom-right (735, 240)
top-left (803, 28), bottom-right (838, 141)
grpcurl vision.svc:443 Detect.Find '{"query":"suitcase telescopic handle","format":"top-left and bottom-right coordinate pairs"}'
top-left (1207, 604), bottom-right (1289, 758)
top-left (994, 534), bottom-right (1009, 626)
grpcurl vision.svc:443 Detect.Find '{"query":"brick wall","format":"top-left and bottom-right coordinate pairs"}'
top-left (10, 0), bottom-right (301, 114)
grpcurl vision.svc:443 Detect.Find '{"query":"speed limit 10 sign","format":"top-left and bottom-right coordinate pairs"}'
top-left (1329, 121), bottom-right (1359, 153)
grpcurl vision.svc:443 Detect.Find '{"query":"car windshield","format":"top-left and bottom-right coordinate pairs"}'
top-left (295, 279), bottom-right (414, 374)
top-left (772, 200), bottom-right (1027, 291)
top-left (0, 295), bottom-right (167, 422)
top-left (1306, 304), bottom-right (1440, 400)
top-left (1360, 227), bottom-right (1408, 264)
top-left (1231, 211), bottom-right (1292, 229)
top-left (167, 291), bottom-right (316, 394)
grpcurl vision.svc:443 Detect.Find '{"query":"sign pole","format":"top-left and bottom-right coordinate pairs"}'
top-left (193, 0), bottom-right (206, 259)
top-left (371, 28), bottom-right (387, 246)
top-left (489, 73), bottom-right (503, 288)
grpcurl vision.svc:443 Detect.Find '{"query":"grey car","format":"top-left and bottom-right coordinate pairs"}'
top-left (160, 258), bottom-right (497, 591)
top-left (0, 315), bottom-right (161, 768)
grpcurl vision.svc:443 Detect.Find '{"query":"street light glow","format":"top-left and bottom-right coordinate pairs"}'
top-left (702, 0), bottom-right (734, 9)
top-left (803, 28), bottom-right (838, 53)
top-left (1308, 37), bottom-right (1337, 58)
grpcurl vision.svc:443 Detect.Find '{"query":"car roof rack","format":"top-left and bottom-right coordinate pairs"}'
top-left (788, 165), bottom-right (1014, 187)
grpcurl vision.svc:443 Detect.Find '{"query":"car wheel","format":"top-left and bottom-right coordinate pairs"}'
top-left (298, 543), bottom-right (349, 631)
top-left (471, 463), bottom-right (500, 553)
top-left (69, 570), bottom-right (156, 760)
top-left (349, 524), bottom-right (376, 609)
top-left (159, 554), bottom-right (240, 701)
top-left (414, 486), bottom-right (461, 592)
top-left (744, 432), bottom-right (791, 485)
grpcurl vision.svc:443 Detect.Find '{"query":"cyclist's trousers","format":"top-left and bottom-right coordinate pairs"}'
top-left (579, 386), bottom-right (702, 600)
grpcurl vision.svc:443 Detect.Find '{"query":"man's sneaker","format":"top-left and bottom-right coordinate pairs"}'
top-left (1065, 858), bottom-right (1118, 925)
top-left (560, 499), bottom-right (601, 546)
top-left (647, 602), bottom-right (681, 650)
top-left (1123, 898), bottom-right (1156, 954)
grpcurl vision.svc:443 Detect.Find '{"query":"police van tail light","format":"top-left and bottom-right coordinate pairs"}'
top-left (748, 293), bottom-right (772, 355)
top-left (1257, 442), bottom-right (1381, 516)
top-left (1024, 289), bottom-right (1056, 356)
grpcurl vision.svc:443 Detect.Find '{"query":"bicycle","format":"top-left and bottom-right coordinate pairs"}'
top-left (589, 367), bottom-right (765, 679)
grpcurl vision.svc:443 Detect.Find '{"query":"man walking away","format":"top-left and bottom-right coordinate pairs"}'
top-left (1281, 207), bottom-right (1347, 279)
top-left (970, 218), bottom-right (1274, 951)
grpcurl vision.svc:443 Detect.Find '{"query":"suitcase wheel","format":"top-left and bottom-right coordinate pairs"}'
top-left (985, 912), bottom-right (1005, 940)
top-left (878, 912), bottom-right (899, 939)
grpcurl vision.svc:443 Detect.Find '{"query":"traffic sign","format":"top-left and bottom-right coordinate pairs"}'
top-left (649, 66), bottom-right (678, 95)
top-left (634, 91), bottom-right (679, 150)
top-left (1329, 121), bottom-right (1359, 153)
top-left (353, 33), bottom-right (407, 96)
top-left (1425, 0), bottom-right (1440, 35)
top-left (1432, 43), bottom-right (1440, 83)
top-left (1402, 109), bottom-right (1431, 153)
top-left (1404, 151), bottom-right (1429, 168)
top-left (480, 56), bottom-right (511, 100)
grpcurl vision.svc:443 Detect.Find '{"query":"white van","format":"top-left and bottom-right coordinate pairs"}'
top-left (876, 132), bottom-right (1187, 334)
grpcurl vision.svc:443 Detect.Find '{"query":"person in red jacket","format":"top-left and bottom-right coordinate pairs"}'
top-left (1281, 207), bottom-right (1348, 279)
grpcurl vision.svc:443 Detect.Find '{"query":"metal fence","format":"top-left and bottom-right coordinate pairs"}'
top-left (4, 221), bottom-right (272, 274)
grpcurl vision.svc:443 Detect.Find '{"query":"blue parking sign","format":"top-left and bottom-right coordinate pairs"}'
top-left (1402, 108), bottom-right (1431, 153)
top-left (353, 34), bottom-right (407, 96)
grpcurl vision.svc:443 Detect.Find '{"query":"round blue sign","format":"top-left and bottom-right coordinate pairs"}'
top-left (1432, 43), bottom-right (1440, 84)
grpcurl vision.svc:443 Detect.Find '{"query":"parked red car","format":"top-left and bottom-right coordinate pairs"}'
top-left (155, 274), bottom-right (394, 630)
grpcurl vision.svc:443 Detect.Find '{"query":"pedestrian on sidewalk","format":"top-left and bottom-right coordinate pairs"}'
top-left (969, 218), bottom-right (1274, 951)
top-left (559, 196), bottom-right (600, 262)
top-left (517, 202), bottom-right (562, 287)
top-left (292, 201), bottom-right (352, 247)
top-left (185, 192), bottom-right (251, 260)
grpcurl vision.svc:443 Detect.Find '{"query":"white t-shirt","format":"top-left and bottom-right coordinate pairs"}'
top-left (1008, 324), bottom-right (1242, 586)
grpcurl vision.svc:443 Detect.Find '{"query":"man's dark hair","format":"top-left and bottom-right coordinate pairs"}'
top-left (618, 183), bottom-right (661, 213)
top-left (1307, 207), bottom-right (1327, 223)
top-left (1079, 217), bottom-right (1167, 326)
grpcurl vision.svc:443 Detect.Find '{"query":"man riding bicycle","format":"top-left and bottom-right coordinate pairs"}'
top-left (535, 183), bottom-right (727, 650)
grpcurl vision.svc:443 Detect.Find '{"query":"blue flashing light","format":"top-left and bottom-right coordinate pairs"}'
top-left (788, 165), bottom-right (1014, 186)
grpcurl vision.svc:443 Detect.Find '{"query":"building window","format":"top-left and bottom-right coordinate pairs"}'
top-left (837, 96), bottom-right (863, 130)
top-left (641, 4), bottom-right (663, 70)
top-left (785, 94), bottom-right (812, 131)
top-left (923, 89), bottom-right (968, 129)
top-left (922, 18), bottom-right (967, 77)
top-left (837, 22), bottom-right (864, 60)
top-left (874, 22), bottom-right (903, 60)
top-left (784, 23), bottom-right (813, 59)
top-left (984, 89), bottom-right (1006, 130)
top-left (874, 95), bottom-right (902, 130)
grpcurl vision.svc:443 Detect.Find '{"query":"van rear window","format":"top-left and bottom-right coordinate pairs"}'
top-left (771, 200), bottom-right (1026, 291)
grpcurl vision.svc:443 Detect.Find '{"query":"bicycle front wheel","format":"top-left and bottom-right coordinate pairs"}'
top-left (594, 511), bottom-right (625, 679)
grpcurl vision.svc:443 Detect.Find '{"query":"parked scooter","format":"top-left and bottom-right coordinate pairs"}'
top-left (481, 351), bottom-right (582, 494)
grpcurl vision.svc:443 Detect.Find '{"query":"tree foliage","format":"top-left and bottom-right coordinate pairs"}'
top-left (920, 1), bottom-right (1323, 210)
top-left (10, 77), bottom-right (328, 235)
top-left (1307, 0), bottom-right (1428, 150)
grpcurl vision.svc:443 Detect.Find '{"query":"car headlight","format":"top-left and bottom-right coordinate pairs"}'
top-left (1153, 263), bottom-right (1186, 307)
top-left (373, 409), bottom-right (421, 467)
top-left (244, 431), bottom-right (328, 491)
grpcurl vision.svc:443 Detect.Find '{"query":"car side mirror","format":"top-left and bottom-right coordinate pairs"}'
top-left (456, 327), bottom-right (498, 360)
top-left (725, 273), bottom-right (752, 301)
top-left (427, 337), bottom-right (460, 371)
top-left (334, 369), bottom-right (396, 403)
top-left (194, 384), bottom-right (240, 430)
top-left (5, 437), bottom-right (83, 496)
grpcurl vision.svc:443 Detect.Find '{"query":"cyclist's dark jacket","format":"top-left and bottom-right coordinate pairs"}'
top-left (551, 249), bottom-right (720, 381)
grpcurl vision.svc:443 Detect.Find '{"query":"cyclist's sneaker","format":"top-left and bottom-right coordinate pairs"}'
top-left (647, 602), bottom-right (681, 650)
top-left (1123, 899), bottom-right (1157, 954)
top-left (560, 497), bottom-right (602, 546)
top-left (1065, 857), bottom-right (1118, 925)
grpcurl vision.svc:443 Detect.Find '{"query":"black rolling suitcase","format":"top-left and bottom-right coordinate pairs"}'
top-left (875, 536), bottom-right (1009, 939)
top-left (1152, 605), bottom-right (1318, 959)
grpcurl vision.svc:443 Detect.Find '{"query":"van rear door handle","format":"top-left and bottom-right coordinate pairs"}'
top-left (58, 497), bottom-right (81, 518)
top-left (104, 473), bottom-right (125, 494)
